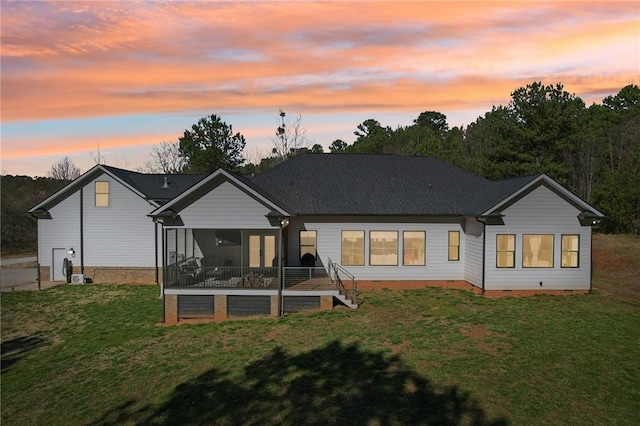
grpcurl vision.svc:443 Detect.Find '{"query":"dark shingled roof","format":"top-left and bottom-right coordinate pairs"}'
top-left (102, 166), bottom-right (207, 202)
top-left (469, 174), bottom-right (541, 214)
top-left (245, 153), bottom-right (527, 216)
top-left (32, 157), bottom-right (546, 217)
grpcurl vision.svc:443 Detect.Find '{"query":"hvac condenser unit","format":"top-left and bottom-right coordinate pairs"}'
top-left (71, 274), bottom-right (85, 284)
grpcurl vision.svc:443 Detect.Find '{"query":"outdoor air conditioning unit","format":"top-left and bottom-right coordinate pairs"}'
top-left (71, 274), bottom-right (85, 284)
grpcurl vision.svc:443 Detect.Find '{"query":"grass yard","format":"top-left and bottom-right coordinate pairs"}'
top-left (2, 235), bottom-right (639, 425)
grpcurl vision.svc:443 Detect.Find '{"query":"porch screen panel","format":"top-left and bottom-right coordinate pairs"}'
top-left (228, 296), bottom-right (270, 317)
top-left (265, 235), bottom-right (276, 267)
top-left (249, 235), bottom-right (261, 267)
top-left (178, 295), bottom-right (214, 319)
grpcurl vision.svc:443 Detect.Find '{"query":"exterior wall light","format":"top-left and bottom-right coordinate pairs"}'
top-left (68, 248), bottom-right (76, 258)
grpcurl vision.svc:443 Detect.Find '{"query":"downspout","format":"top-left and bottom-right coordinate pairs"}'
top-left (589, 228), bottom-right (594, 293)
top-left (80, 187), bottom-right (84, 274)
top-left (161, 222), bottom-right (166, 299)
top-left (36, 219), bottom-right (41, 291)
top-left (161, 223), bottom-right (166, 322)
top-left (154, 220), bottom-right (159, 285)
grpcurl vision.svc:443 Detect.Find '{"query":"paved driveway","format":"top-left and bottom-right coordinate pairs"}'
top-left (0, 257), bottom-right (61, 291)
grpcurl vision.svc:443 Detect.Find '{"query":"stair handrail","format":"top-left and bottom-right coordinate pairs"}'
top-left (327, 258), bottom-right (357, 306)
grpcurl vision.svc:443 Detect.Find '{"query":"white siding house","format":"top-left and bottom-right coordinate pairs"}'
top-left (483, 184), bottom-right (593, 291)
top-left (31, 154), bottom-right (603, 322)
top-left (31, 165), bottom-right (166, 283)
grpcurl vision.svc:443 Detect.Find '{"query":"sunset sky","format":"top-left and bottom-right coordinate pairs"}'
top-left (1, 1), bottom-right (638, 177)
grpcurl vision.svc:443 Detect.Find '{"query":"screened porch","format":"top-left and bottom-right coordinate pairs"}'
top-left (163, 228), bottom-right (281, 288)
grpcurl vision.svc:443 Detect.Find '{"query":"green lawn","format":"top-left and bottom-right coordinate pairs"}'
top-left (2, 236), bottom-right (639, 425)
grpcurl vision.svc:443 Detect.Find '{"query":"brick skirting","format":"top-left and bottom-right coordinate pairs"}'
top-left (39, 265), bottom-right (160, 284)
top-left (356, 280), bottom-right (589, 297)
top-left (482, 289), bottom-right (589, 297)
top-left (357, 280), bottom-right (482, 294)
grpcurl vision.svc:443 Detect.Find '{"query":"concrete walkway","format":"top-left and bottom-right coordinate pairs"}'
top-left (0, 256), bottom-right (62, 292)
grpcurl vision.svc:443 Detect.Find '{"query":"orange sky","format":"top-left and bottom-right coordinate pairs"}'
top-left (1, 1), bottom-right (638, 176)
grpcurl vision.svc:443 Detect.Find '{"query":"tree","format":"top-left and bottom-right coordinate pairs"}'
top-left (414, 111), bottom-right (449, 135)
top-left (329, 139), bottom-right (348, 153)
top-left (48, 157), bottom-right (81, 180)
top-left (508, 82), bottom-right (585, 183)
top-left (462, 82), bottom-right (587, 183)
top-left (350, 119), bottom-right (392, 153)
top-left (141, 141), bottom-right (185, 174)
top-left (272, 109), bottom-right (311, 161)
top-left (463, 106), bottom-right (523, 179)
top-left (178, 114), bottom-right (246, 173)
top-left (310, 144), bottom-right (324, 153)
top-left (592, 89), bottom-right (640, 233)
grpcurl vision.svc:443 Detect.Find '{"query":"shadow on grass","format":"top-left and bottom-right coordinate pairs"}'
top-left (1, 335), bottom-right (48, 372)
top-left (90, 341), bottom-right (507, 425)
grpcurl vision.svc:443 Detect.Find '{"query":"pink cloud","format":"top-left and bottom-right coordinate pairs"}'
top-left (1, 1), bottom-right (637, 124)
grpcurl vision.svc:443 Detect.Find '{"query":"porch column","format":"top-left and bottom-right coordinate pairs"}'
top-left (267, 211), bottom-right (290, 317)
top-left (278, 222), bottom-right (283, 316)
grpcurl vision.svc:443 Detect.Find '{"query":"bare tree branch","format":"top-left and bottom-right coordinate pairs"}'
top-left (140, 141), bottom-right (185, 174)
top-left (90, 144), bottom-right (105, 165)
top-left (271, 109), bottom-right (311, 161)
top-left (47, 157), bottom-right (81, 180)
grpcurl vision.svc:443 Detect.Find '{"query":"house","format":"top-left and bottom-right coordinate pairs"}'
top-left (30, 154), bottom-right (603, 323)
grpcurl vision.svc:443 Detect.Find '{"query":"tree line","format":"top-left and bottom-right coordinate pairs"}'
top-left (154, 82), bottom-right (638, 234)
top-left (1, 82), bottom-right (638, 254)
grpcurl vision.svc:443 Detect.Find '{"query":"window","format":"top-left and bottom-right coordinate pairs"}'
top-left (370, 231), bottom-right (398, 266)
top-left (300, 230), bottom-right (317, 260)
top-left (561, 235), bottom-right (579, 268)
top-left (342, 231), bottom-right (364, 266)
top-left (403, 231), bottom-right (425, 266)
top-left (523, 234), bottom-right (554, 268)
top-left (448, 231), bottom-right (460, 261)
top-left (95, 181), bottom-right (109, 206)
top-left (496, 234), bottom-right (515, 268)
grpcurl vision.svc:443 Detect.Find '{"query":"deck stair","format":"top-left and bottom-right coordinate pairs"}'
top-left (328, 258), bottom-right (358, 309)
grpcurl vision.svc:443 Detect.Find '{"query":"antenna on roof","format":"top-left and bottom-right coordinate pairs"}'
top-left (162, 176), bottom-right (170, 189)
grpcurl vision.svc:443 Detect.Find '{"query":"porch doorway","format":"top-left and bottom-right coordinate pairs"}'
top-left (249, 233), bottom-right (277, 268)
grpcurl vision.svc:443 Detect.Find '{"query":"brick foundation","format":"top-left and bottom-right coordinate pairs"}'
top-left (164, 294), bottom-right (178, 324)
top-left (357, 280), bottom-right (481, 294)
top-left (39, 266), bottom-right (51, 282)
top-left (482, 289), bottom-right (589, 298)
top-left (270, 295), bottom-right (279, 316)
top-left (356, 280), bottom-right (589, 298)
top-left (214, 295), bottom-right (227, 321)
top-left (161, 280), bottom-right (589, 324)
top-left (320, 295), bottom-right (334, 310)
top-left (38, 266), bottom-right (160, 284)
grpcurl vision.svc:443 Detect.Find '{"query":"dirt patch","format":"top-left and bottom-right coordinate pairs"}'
top-left (263, 329), bottom-right (278, 341)
top-left (459, 324), bottom-right (510, 357)
top-left (592, 234), bottom-right (640, 305)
